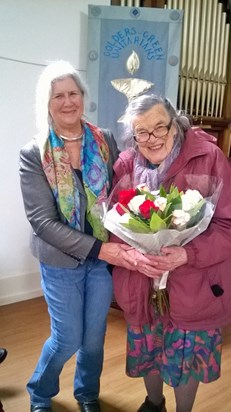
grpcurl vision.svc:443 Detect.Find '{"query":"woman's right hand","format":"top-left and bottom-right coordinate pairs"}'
top-left (98, 242), bottom-right (163, 277)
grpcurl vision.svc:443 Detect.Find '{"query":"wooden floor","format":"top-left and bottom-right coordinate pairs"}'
top-left (0, 297), bottom-right (231, 412)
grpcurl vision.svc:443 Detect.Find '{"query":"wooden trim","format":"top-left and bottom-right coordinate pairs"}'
top-left (217, 128), bottom-right (231, 157)
top-left (150, 0), bottom-right (165, 6)
top-left (143, 0), bottom-right (165, 6)
top-left (192, 116), bottom-right (231, 129)
top-left (110, 0), bottom-right (121, 5)
top-left (192, 116), bottom-right (231, 157)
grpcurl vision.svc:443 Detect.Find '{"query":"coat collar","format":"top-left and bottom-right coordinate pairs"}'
top-left (164, 127), bottom-right (217, 180)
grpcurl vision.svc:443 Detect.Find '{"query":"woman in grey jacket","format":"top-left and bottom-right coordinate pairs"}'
top-left (19, 61), bottom-right (158, 412)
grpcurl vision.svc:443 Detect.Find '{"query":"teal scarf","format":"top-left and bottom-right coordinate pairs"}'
top-left (37, 122), bottom-right (110, 241)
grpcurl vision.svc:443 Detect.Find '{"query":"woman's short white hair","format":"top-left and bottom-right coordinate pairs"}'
top-left (35, 60), bottom-right (88, 137)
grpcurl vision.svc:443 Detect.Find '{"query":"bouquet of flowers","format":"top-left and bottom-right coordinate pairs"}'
top-left (103, 174), bottom-right (222, 315)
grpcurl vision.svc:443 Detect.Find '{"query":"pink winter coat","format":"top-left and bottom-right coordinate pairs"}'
top-left (112, 127), bottom-right (231, 330)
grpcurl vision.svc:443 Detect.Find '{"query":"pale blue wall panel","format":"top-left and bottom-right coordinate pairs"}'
top-left (87, 5), bottom-right (183, 147)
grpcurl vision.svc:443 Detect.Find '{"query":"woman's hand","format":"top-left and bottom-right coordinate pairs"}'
top-left (144, 246), bottom-right (188, 272)
top-left (125, 248), bottom-right (164, 278)
top-left (98, 242), bottom-right (163, 276)
top-left (98, 242), bottom-right (134, 270)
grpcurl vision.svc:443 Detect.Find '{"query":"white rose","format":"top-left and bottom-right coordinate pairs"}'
top-left (181, 189), bottom-right (203, 211)
top-left (136, 183), bottom-right (150, 192)
top-left (153, 196), bottom-right (167, 212)
top-left (151, 190), bottom-right (160, 196)
top-left (128, 195), bottom-right (146, 214)
top-left (172, 209), bottom-right (191, 227)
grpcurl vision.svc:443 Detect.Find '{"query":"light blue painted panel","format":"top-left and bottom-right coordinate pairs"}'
top-left (87, 5), bottom-right (183, 148)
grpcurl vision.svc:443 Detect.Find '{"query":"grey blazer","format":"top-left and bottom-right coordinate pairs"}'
top-left (19, 129), bottom-right (119, 268)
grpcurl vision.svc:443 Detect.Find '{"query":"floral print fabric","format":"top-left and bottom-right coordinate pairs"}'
top-left (126, 321), bottom-right (222, 387)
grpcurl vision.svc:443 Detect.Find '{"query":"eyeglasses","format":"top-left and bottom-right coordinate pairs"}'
top-left (133, 119), bottom-right (173, 143)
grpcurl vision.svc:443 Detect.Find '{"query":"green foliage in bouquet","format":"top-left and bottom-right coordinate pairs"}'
top-left (117, 184), bottom-right (205, 234)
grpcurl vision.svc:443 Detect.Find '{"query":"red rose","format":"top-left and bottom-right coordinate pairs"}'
top-left (139, 199), bottom-right (159, 219)
top-left (116, 203), bottom-right (126, 215)
top-left (118, 189), bottom-right (137, 206)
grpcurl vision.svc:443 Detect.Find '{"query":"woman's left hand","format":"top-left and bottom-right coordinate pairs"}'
top-left (144, 246), bottom-right (188, 272)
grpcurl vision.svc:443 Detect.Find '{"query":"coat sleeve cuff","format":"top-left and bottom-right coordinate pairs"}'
top-left (87, 239), bottom-right (103, 259)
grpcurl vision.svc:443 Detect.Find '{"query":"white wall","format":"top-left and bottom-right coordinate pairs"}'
top-left (0, 0), bottom-right (110, 305)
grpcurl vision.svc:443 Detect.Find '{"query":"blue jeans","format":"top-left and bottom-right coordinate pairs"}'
top-left (27, 258), bottom-right (113, 407)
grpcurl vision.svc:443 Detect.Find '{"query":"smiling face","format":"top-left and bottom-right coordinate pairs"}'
top-left (132, 103), bottom-right (177, 165)
top-left (49, 76), bottom-right (84, 134)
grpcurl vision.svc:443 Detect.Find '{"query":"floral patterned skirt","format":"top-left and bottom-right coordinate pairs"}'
top-left (126, 321), bottom-right (222, 387)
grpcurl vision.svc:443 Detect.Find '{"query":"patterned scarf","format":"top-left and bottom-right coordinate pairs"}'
top-left (134, 137), bottom-right (182, 191)
top-left (37, 122), bottom-right (110, 241)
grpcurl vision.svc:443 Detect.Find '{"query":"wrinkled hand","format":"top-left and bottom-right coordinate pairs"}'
top-left (98, 242), bottom-right (163, 276)
top-left (98, 242), bottom-right (138, 270)
top-left (144, 246), bottom-right (188, 272)
top-left (125, 248), bottom-right (164, 279)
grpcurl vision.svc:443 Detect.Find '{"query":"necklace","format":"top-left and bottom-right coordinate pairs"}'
top-left (60, 134), bottom-right (83, 142)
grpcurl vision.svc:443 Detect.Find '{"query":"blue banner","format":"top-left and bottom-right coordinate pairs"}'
top-left (87, 5), bottom-right (183, 148)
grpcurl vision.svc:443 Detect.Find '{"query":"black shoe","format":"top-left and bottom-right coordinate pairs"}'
top-left (30, 406), bottom-right (52, 412)
top-left (137, 396), bottom-right (167, 412)
top-left (78, 400), bottom-right (101, 412)
top-left (0, 348), bottom-right (7, 364)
